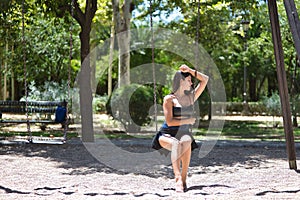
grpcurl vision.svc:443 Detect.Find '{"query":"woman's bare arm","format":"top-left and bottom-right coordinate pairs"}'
top-left (180, 64), bottom-right (209, 101)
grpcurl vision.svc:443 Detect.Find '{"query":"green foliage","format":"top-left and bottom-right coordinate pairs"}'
top-left (263, 92), bottom-right (281, 116)
top-left (0, 3), bottom-right (79, 100)
top-left (248, 102), bottom-right (268, 115)
top-left (93, 95), bottom-right (109, 113)
top-left (197, 90), bottom-right (210, 118)
top-left (291, 94), bottom-right (300, 115)
top-left (221, 101), bottom-right (281, 116)
top-left (2, 0), bottom-right (300, 108)
top-left (107, 84), bottom-right (154, 133)
top-left (22, 81), bottom-right (71, 102)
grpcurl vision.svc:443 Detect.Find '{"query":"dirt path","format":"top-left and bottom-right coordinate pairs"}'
top-left (0, 138), bottom-right (300, 200)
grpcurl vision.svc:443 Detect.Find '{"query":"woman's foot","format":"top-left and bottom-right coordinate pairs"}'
top-left (183, 182), bottom-right (188, 192)
top-left (175, 176), bottom-right (184, 193)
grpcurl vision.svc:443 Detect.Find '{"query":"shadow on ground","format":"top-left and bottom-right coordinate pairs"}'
top-left (0, 138), bottom-right (298, 179)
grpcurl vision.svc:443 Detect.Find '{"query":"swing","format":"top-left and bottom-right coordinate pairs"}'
top-left (150, 0), bottom-right (201, 155)
top-left (149, 0), bottom-right (200, 131)
top-left (0, 0), bottom-right (73, 144)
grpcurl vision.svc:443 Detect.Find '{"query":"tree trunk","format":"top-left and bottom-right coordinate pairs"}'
top-left (91, 28), bottom-right (97, 94)
top-left (112, 0), bottom-right (132, 87)
top-left (249, 76), bottom-right (257, 101)
top-left (0, 57), bottom-right (3, 99)
top-left (267, 72), bottom-right (277, 95)
top-left (117, 31), bottom-right (130, 87)
top-left (79, 27), bottom-right (94, 142)
top-left (3, 41), bottom-right (8, 100)
top-left (108, 18), bottom-right (115, 96)
top-left (73, 0), bottom-right (97, 142)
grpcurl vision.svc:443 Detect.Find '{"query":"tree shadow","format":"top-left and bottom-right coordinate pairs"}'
top-left (163, 184), bottom-right (231, 195)
top-left (187, 184), bottom-right (232, 192)
top-left (83, 191), bottom-right (170, 198)
top-left (0, 185), bottom-right (30, 195)
top-left (256, 189), bottom-right (300, 196)
top-left (0, 138), bottom-right (299, 179)
top-left (0, 183), bottom-right (172, 198)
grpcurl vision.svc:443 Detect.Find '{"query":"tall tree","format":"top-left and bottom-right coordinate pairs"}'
top-left (112, 0), bottom-right (133, 87)
top-left (38, 0), bottom-right (97, 142)
top-left (73, 0), bottom-right (97, 142)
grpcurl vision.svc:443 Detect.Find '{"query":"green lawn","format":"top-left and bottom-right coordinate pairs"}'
top-left (1, 119), bottom-right (300, 142)
top-left (194, 120), bottom-right (300, 142)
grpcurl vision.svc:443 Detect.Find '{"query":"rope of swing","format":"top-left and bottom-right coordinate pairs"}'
top-left (22, 0), bottom-right (32, 141)
top-left (191, 0), bottom-right (201, 133)
top-left (68, 0), bottom-right (74, 102)
top-left (195, 0), bottom-right (200, 68)
top-left (63, 0), bottom-right (74, 140)
top-left (150, 0), bottom-right (158, 132)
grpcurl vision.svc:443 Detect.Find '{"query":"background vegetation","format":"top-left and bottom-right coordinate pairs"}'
top-left (1, 0), bottom-right (300, 132)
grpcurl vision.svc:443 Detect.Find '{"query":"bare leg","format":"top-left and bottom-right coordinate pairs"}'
top-left (158, 135), bottom-right (181, 176)
top-left (159, 136), bottom-right (183, 192)
top-left (179, 135), bottom-right (192, 191)
top-left (171, 140), bottom-right (184, 192)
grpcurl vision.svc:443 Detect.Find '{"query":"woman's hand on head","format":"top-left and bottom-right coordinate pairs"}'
top-left (179, 64), bottom-right (191, 73)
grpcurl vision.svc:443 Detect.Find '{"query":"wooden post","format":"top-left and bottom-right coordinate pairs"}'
top-left (268, 0), bottom-right (297, 170)
top-left (283, 0), bottom-right (300, 60)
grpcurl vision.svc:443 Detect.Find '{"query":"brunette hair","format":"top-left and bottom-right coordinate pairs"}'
top-left (171, 71), bottom-right (191, 94)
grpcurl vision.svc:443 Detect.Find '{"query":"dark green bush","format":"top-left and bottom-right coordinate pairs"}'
top-left (107, 84), bottom-right (154, 133)
top-left (93, 95), bottom-right (109, 113)
top-left (248, 102), bottom-right (268, 114)
top-left (263, 92), bottom-right (281, 116)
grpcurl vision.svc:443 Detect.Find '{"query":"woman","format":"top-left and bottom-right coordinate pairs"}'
top-left (152, 64), bottom-right (209, 192)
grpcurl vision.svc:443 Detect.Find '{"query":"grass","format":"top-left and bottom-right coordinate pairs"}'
top-left (0, 130), bottom-right (78, 140)
top-left (1, 117), bottom-right (300, 142)
top-left (194, 120), bottom-right (300, 142)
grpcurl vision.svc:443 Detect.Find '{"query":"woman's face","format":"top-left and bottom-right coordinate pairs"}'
top-left (180, 75), bottom-right (193, 91)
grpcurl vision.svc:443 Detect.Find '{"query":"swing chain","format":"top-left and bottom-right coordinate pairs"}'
top-left (22, 0), bottom-right (32, 140)
top-left (195, 0), bottom-right (200, 68)
top-left (62, 0), bottom-right (74, 140)
top-left (150, 0), bottom-right (158, 132)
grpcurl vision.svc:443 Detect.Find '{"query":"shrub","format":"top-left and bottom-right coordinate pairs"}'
top-left (263, 92), bottom-right (281, 116)
top-left (22, 81), bottom-right (70, 102)
top-left (248, 102), bottom-right (268, 115)
top-left (107, 84), bottom-right (154, 133)
top-left (93, 95), bottom-right (109, 113)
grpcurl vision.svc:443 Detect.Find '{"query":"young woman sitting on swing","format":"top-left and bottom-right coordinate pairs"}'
top-left (152, 64), bottom-right (209, 192)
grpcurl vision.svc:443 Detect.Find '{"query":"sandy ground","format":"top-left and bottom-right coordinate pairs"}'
top-left (0, 137), bottom-right (300, 200)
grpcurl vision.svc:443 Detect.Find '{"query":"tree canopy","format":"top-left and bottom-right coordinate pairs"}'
top-left (1, 0), bottom-right (300, 102)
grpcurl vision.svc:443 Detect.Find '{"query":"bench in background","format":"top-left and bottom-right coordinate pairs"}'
top-left (0, 100), bottom-right (68, 141)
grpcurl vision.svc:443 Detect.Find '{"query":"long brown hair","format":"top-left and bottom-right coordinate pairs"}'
top-left (171, 71), bottom-right (192, 94)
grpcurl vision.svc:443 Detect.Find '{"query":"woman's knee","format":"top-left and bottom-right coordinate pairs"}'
top-left (159, 136), bottom-right (178, 151)
top-left (180, 135), bottom-right (192, 144)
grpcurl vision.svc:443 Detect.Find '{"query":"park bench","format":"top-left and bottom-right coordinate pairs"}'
top-left (0, 100), bottom-right (68, 140)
